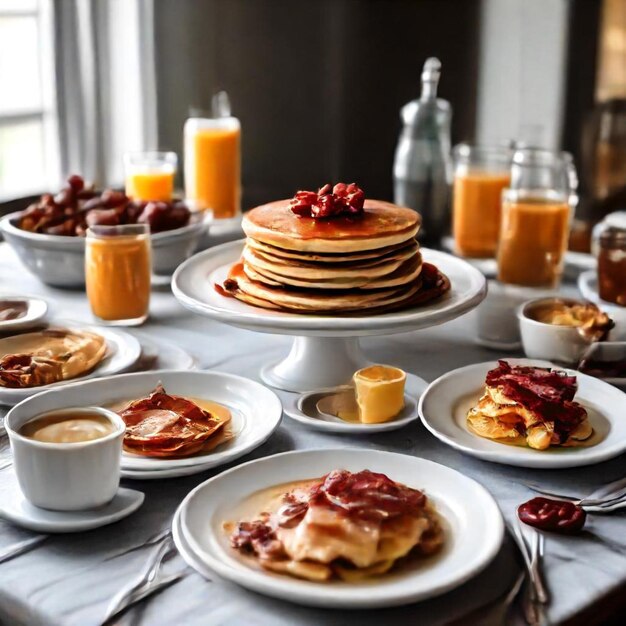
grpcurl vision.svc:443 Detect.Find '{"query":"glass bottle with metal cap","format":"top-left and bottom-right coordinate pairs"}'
top-left (393, 57), bottom-right (452, 245)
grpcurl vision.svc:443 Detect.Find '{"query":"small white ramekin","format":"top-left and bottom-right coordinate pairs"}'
top-left (517, 297), bottom-right (602, 365)
top-left (5, 406), bottom-right (125, 511)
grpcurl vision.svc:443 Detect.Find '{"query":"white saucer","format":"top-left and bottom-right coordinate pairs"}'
top-left (419, 358), bottom-right (626, 468)
top-left (0, 482), bottom-right (144, 533)
top-left (0, 320), bottom-right (142, 406)
top-left (0, 295), bottom-right (48, 333)
top-left (276, 371), bottom-right (426, 433)
top-left (175, 448), bottom-right (503, 609)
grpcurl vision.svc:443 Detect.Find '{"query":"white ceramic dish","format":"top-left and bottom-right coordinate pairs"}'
top-left (172, 240), bottom-right (486, 391)
top-left (6, 370), bottom-right (283, 480)
top-left (276, 371), bottom-right (426, 434)
top-left (175, 448), bottom-right (503, 609)
top-left (6, 406), bottom-right (125, 510)
top-left (128, 332), bottom-right (195, 372)
top-left (418, 358), bottom-right (626, 468)
top-left (0, 476), bottom-right (143, 533)
top-left (0, 322), bottom-right (141, 406)
top-left (173, 240), bottom-right (486, 336)
top-left (0, 210), bottom-right (211, 287)
top-left (517, 297), bottom-right (604, 364)
top-left (0, 295), bottom-right (48, 332)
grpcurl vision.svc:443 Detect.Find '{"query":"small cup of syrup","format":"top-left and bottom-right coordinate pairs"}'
top-left (6, 406), bottom-right (125, 511)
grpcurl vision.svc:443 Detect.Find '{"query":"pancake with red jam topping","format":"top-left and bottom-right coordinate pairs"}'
top-left (218, 183), bottom-right (450, 314)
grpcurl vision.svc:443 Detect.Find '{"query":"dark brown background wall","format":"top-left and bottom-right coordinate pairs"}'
top-left (153, 0), bottom-right (480, 208)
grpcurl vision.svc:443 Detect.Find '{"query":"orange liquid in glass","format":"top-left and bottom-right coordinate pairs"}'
top-left (188, 127), bottom-right (240, 218)
top-left (453, 172), bottom-right (511, 258)
top-left (86, 236), bottom-right (151, 321)
top-left (497, 199), bottom-right (570, 287)
top-left (125, 171), bottom-right (174, 202)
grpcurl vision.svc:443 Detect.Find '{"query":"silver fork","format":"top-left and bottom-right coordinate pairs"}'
top-left (525, 477), bottom-right (626, 511)
top-left (511, 518), bottom-right (550, 625)
top-left (101, 533), bottom-right (183, 625)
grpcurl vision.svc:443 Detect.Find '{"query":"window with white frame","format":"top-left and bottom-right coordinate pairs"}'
top-left (0, 0), bottom-right (59, 200)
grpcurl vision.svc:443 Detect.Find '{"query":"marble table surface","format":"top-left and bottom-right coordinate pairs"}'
top-left (0, 242), bottom-right (625, 626)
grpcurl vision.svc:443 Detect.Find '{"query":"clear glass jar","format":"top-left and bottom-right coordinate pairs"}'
top-left (85, 223), bottom-right (151, 326)
top-left (592, 211), bottom-right (626, 305)
top-left (497, 148), bottom-right (575, 288)
top-left (184, 116), bottom-right (241, 218)
top-left (452, 144), bottom-right (512, 258)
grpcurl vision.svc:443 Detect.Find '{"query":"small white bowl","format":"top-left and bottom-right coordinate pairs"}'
top-left (0, 210), bottom-right (211, 288)
top-left (5, 406), bottom-right (125, 511)
top-left (0, 295), bottom-right (48, 333)
top-left (517, 297), bottom-right (604, 365)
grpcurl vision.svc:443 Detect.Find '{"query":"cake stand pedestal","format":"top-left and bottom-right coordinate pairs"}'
top-left (172, 240), bottom-right (487, 392)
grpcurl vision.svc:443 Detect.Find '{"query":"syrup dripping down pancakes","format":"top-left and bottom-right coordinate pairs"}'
top-left (219, 184), bottom-right (450, 314)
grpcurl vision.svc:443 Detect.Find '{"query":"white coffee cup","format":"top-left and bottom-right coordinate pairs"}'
top-left (5, 406), bottom-right (125, 511)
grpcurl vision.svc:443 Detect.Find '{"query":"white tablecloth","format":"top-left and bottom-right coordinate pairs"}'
top-left (0, 243), bottom-right (624, 626)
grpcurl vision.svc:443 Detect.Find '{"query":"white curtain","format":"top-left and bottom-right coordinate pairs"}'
top-left (53, 0), bottom-right (157, 188)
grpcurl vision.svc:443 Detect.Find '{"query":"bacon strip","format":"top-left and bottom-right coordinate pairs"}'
top-left (119, 384), bottom-right (229, 457)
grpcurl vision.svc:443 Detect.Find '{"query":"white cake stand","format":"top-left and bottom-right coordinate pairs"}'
top-left (172, 240), bottom-right (487, 392)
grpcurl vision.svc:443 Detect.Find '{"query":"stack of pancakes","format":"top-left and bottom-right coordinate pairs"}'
top-left (222, 199), bottom-right (449, 314)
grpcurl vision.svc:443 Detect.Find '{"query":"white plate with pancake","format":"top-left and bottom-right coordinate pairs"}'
top-left (0, 322), bottom-right (141, 406)
top-left (173, 240), bottom-right (486, 336)
top-left (174, 448), bottom-right (503, 609)
top-left (275, 371), bottom-right (426, 433)
top-left (418, 359), bottom-right (626, 468)
top-left (6, 370), bottom-right (283, 479)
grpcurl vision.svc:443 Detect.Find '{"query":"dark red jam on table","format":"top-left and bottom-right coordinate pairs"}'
top-left (518, 497), bottom-right (586, 533)
top-left (289, 183), bottom-right (365, 219)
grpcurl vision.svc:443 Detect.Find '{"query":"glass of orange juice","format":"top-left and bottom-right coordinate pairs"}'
top-left (184, 117), bottom-right (241, 218)
top-left (124, 152), bottom-right (177, 202)
top-left (452, 144), bottom-right (512, 258)
top-left (497, 149), bottom-right (575, 288)
top-left (85, 224), bottom-right (151, 326)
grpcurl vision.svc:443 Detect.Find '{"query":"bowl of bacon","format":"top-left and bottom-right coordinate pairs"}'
top-left (0, 175), bottom-right (211, 288)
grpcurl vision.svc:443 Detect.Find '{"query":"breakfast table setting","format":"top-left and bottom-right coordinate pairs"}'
top-left (0, 108), bottom-right (626, 626)
top-left (1, 229), bottom-right (626, 626)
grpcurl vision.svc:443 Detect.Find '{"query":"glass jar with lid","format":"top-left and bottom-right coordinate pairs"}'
top-left (592, 211), bottom-right (626, 305)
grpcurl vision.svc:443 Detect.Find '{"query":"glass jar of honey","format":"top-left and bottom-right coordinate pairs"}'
top-left (593, 212), bottom-right (626, 305)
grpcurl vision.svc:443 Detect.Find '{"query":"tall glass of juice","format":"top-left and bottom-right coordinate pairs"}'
top-left (124, 152), bottom-right (177, 202)
top-left (184, 116), bottom-right (241, 219)
top-left (497, 148), bottom-right (575, 288)
top-left (85, 224), bottom-right (151, 326)
top-left (452, 144), bottom-right (512, 258)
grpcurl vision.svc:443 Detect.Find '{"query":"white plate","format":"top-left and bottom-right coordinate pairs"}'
top-left (578, 270), bottom-right (626, 320)
top-left (419, 358), bottom-right (626, 468)
top-left (0, 477), bottom-right (144, 533)
top-left (172, 240), bottom-right (486, 337)
top-left (127, 332), bottom-right (195, 372)
top-left (176, 448), bottom-right (503, 609)
top-left (6, 370), bottom-right (283, 479)
top-left (0, 295), bottom-right (48, 333)
top-left (0, 322), bottom-right (141, 406)
top-left (276, 371), bottom-right (426, 433)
